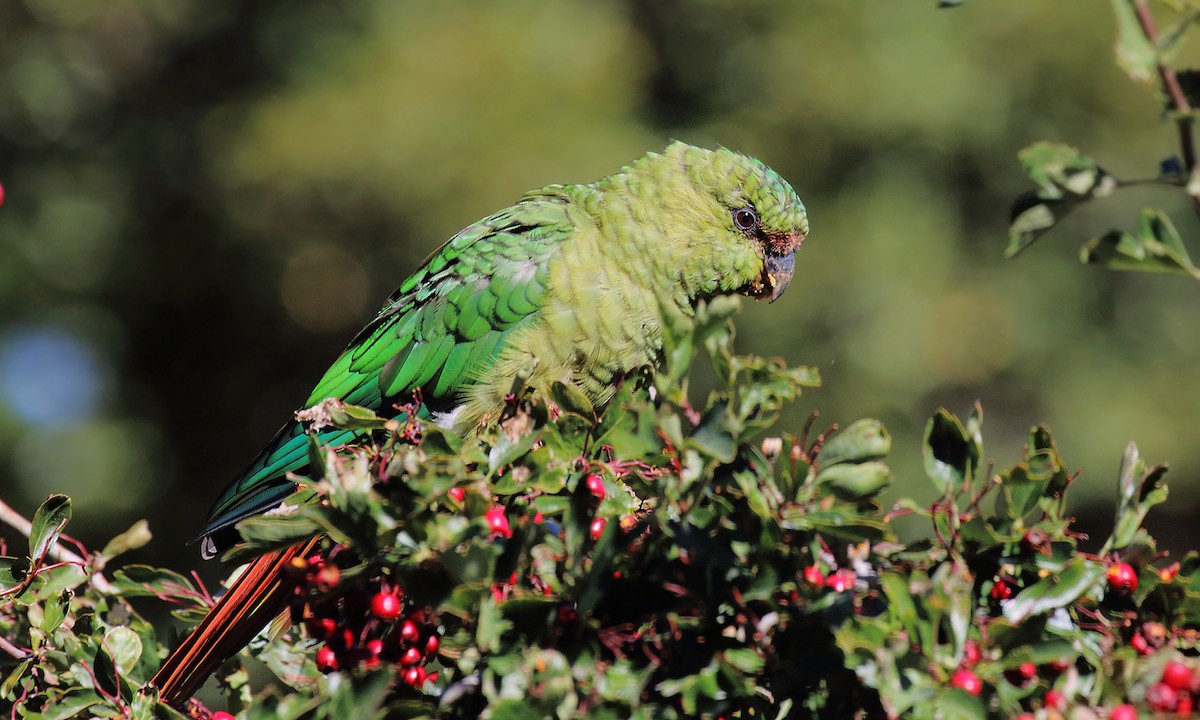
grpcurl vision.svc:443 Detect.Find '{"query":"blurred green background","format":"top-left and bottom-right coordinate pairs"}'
top-left (2, 0), bottom-right (1198, 576)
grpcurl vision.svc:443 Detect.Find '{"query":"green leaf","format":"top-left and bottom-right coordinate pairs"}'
top-left (39, 589), bottom-right (70, 633)
top-left (100, 520), bottom-right (152, 560)
top-left (1111, 0), bottom-right (1157, 81)
top-left (815, 461), bottom-right (892, 501)
top-left (29, 494), bottom-right (72, 565)
top-left (937, 688), bottom-right (987, 719)
top-left (549, 380), bottom-right (595, 421)
top-left (110, 565), bottom-right (198, 600)
top-left (1104, 441), bottom-right (1169, 553)
top-left (0, 556), bottom-right (26, 594)
top-left (486, 700), bottom-right (543, 720)
top-left (817, 418), bottom-right (891, 466)
top-left (721, 647), bottom-right (765, 674)
top-left (103, 625), bottom-right (142, 676)
top-left (922, 409), bottom-right (979, 494)
top-left (1081, 208), bottom-right (1200, 278)
top-left (488, 424), bottom-right (541, 474)
top-left (1007, 142), bottom-right (1117, 257)
top-left (688, 401), bottom-right (737, 463)
top-left (234, 513), bottom-right (323, 548)
top-left (1002, 558), bottom-right (1106, 623)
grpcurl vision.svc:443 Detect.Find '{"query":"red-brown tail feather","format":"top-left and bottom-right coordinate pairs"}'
top-left (152, 537), bottom-right (320, 706)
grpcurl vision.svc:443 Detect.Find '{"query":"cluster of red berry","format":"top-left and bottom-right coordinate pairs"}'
top-left (285, 554), bottom-right (440, 687)
top-left (1144, 659), bottom-right (1199, 715)
top-left (945, 561), bottom-right (1190, 717)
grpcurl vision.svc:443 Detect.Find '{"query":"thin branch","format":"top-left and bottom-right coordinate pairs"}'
top-left (0, 634), bottom-right (27, 660)
top-left (1133, 0), bottom-right (1199, 174)
top-left (0, 497), bottom-right (113, 594)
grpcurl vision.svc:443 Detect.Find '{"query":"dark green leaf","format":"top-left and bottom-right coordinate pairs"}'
top-left (923, 409), bottom-right (979, 494)
top-left (29, 494), bottom-right (72, 565)
top-left (0, 556), bottom-right (26, 594)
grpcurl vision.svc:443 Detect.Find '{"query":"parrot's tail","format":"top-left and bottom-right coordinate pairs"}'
top-left (152, 537), bottom-right (320, 707)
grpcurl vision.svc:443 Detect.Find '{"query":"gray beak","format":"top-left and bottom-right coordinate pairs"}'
top-left (766, 252), bottom-right (796, 303)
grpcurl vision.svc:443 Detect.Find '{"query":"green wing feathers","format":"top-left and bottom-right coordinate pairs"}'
top-left (199, 197), bottom-right (574, 545)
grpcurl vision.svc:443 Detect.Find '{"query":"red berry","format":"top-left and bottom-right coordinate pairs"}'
top-left (365, 638), bottom-right (384, 657)
top-left (316, 645), bottom-right (339, 673)
top-left (962, 641), bottom-right (981, 667)
top-left (1004, 661), bottom-right (1037, 686)
top-left (305, 616), bottom-right (337, 639)
top-left (211, 713), bottom-right (236, 720)
top-left (803, 565), bottom-right (825, 586)
top-left (399, 620), bottom-right (420, 644)
top-left (315, 564), bottom-right (340, 591)
top-left (486, 506), bottom-right (512, 538)
top-left (1044, 689), bottom-right (1067, 711)
top-left (1046, 657), bottom-right (1071, 675)
top-left (989, 577), bottom-right (1015, 601)
top-left (1013, 715), bottom-right (1035, 720)
top-left (590, 516), bottom-right (607, 540)
top-left (0, 183), bottom-right (6, 208)
top-left (1106, 562), bottom-right (1138, 593)
top-left (585, 474), bottom-right (606, 500)
top-left (425, 634), bottom-right (440, 657)
top-left (949, 668), bottom-right (982, 696)
top-left (1147, 682), bottom-right (1179, 713)
top-left (448, 487), bottom-right (465, 503)
top-left (1110, 703), bottom-right (1137, 720)
top-left (404, 665), bottom-right (426, 686)
top-left (370, 592), bottom-right (403, 621)
top-left (1131, 631), bottom-right (1153, 656)
top-left (334, 627), bottom-right (356, 650)
top-left (1162, 660), bottom-right (1192, 691)
top-left (1177, 695), bottom-right (1194, 716)
top-left (400, 646), bottom-right (422, 667)
top-left (824, 568), bottom-right (856, 593)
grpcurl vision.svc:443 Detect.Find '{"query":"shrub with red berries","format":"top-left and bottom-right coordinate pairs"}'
top-left (4, 308), bottom-right (1200, 720)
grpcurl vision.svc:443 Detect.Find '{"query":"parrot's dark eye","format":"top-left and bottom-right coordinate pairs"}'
top-left (732, 207), bottom-right (759, 234)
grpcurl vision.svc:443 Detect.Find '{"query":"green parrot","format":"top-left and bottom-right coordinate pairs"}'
top-left (198, 140), bottom-right (807, 555)
top-left (154, 141), bottom-right (808, 703)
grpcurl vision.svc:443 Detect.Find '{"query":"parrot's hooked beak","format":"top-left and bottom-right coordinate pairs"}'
top-left (764, 251), bottom-right (796, 303)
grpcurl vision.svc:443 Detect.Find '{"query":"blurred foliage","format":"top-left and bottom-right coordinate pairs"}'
top-left (1, 1), bottom-right (1200, 586)
top-left (4, 313), bottom-right (1200, 718)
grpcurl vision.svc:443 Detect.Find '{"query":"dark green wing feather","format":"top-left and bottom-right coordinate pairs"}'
top-left (198, 194), bottom-right (574, 546)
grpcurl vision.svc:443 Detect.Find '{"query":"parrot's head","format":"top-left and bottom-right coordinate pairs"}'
top-left (617, 142), bottom-right (809, 304)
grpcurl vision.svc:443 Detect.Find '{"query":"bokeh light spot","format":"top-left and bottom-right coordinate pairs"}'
top-left (0, 326), bottom-right (101, 427)
top-left (280, 243), bottom-right (370, 333)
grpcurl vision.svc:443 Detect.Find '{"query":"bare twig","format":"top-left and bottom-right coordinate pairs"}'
top-left (0, 633), bottom-right (27, 660)
top-left (0, 497), bottom-right (113, 594)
